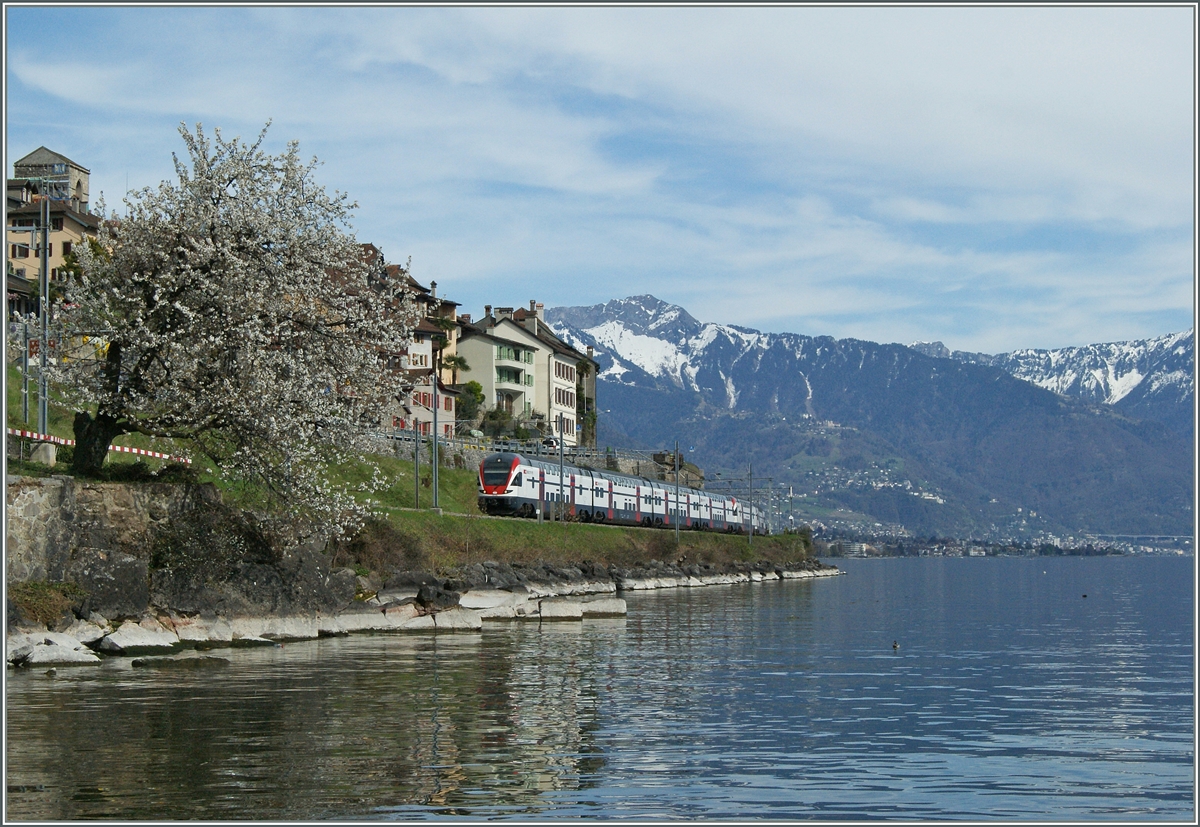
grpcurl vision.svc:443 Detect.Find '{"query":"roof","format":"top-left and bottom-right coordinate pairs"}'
top-left (13, 147), bottom-right (89, 175)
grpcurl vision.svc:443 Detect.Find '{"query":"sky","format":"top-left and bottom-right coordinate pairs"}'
top-left (5, 5), bottom-right (1195, 353)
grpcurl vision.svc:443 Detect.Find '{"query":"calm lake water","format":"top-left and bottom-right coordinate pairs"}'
top-left (5, 556), bottom-right (1194, 820)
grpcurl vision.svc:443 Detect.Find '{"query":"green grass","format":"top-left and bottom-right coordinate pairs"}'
top-left (342, 505), bottom-right (814, 578)
top-left (7, 362), bottom-right (817, 575)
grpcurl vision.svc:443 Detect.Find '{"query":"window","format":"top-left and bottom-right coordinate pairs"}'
top-left (51, 218), bottom-right (63, 231)
top-left (554, 362), bottom-right (576, 382)
top-left (62, 241), bottom-right (72, 256)
top-left (444, 397), bottom-right (452, 411)
top-left (10, 245), bottom-right (29, 259)
top-left (524, 350), bottom-right (534, 363)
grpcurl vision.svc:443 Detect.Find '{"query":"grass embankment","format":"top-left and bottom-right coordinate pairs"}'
top-left (7, 362), bottom-right (816, 576)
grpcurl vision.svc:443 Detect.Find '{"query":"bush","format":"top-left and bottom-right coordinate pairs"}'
top-left (332, 517), bottom-right (427, 576)
top-left (8, 581), bottom-right (87, 626)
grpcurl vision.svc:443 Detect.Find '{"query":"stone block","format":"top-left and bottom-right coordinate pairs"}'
top-left (29, 442), bottom-right (56, 467)
top-left (258, 616), bottom-right (319, 641)
top-left (6, 632), bottom-right (41, 664)
top-left (51, 619), bottom-right (107, 646)
top-left (539, 599), bottom-right (583, 621)
top-left (432, 607), bottom-right (483, 631)
top-left (97, 620), bottom-right (180, 654)
top-left (383, 603), bottom-right (421, 626)
top-left (581, 598), bottom-right (626, 618)
top-left (173, 616), bottom-right (234, 643)
top-left (24, 643), bottom-right (101, 665)
top-left (458, 589), bottom-right (520, 610)
top-left (396, 614), bottom-right (436, 631)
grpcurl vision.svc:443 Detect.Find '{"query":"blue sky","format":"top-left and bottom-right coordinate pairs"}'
top-left (5, 6), bottom-right (1194, 352)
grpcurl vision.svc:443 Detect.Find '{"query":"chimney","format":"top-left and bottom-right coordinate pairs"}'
top-left (430, 280), bottom-right (437, 299)
top-left (484, 305), bottom-right (492, 318)
top-left (529, 300), bottom-right (537, 313)
top-left (497, 307), bottom-right (514, 321)
top-left (535, 302), bottom-right (544, 321)
top-left (459, 313), bottom-right (471, 324)
top-left (587, 345), bottom-right (594, 358)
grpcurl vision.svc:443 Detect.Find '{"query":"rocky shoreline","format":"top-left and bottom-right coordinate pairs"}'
top-left (6, 559), bottom-right (840, 667)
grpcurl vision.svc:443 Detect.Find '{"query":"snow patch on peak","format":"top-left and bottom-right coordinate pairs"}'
top-left (1106, 369), bottom-right (1144, 404)
top-left (584, 321), bottom-right (687, 382)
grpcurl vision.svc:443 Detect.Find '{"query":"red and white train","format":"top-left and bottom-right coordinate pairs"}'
top-left (478, 451), bottom-right (768, 534)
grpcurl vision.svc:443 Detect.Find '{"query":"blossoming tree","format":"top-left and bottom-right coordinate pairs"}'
top-left (53, 123), bottom-right (417, 537)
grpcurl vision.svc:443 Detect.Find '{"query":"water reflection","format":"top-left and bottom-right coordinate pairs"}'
top-left (5, 558), bottom-right (1193, 820)
top-left (6, 622), bottom-right (626, 820)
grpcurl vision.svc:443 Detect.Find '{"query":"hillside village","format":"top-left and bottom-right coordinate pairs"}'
top-left (6, 147), bottom-right (600, 450)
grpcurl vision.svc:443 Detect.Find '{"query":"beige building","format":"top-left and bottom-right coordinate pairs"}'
top-left (7, 148), bottom-right (99, 316)
top-left (457, 301), bottom-right (598, 447)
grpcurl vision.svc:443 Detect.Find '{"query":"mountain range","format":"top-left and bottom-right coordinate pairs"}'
top-left (547, 295), bottom-right (1194, 540)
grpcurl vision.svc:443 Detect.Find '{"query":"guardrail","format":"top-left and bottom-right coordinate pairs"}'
top-left (6, 428), bottom-right (192, 464)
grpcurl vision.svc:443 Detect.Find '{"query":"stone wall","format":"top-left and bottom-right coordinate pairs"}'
top-left (5, 475), bottom-right (353, 622)
top-left (6, 475), bottom-right (215, 583)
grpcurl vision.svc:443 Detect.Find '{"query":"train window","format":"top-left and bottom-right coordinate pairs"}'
top-left (512, 473), bottom-right (523, 488)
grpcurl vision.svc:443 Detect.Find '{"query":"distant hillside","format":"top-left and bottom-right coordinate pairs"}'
top-left (549, 296), bottom-right (1193, 539)
top-left (910, 330), bottom-right (1194, 436)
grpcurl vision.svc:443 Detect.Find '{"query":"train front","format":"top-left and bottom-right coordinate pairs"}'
top-left (478, 452), bottom-right (527, 516)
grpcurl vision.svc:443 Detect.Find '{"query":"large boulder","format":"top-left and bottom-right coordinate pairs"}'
top-left (416, 584), bottom-right (460, 611)
top-left (98, 619), bottom-right (180, 654)
top-left (8, 631), bottom-right (102, 666)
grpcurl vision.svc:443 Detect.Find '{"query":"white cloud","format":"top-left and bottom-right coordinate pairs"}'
top-left (4, 6), bottom-right (1192, 352)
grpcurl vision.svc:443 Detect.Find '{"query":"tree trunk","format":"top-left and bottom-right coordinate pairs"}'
top-left (71, 410), bottom-right (127, 476)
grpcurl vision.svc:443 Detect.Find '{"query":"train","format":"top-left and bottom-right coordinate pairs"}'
top-left (477, 451), bottom-right (768, 534)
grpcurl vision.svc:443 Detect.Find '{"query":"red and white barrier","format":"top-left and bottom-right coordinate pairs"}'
top-left (7, 429), bottom-right (73, 446)
top-left (7, 428), bottom-right (192, 464)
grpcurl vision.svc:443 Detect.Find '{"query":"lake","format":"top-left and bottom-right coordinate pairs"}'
top-left (5, 555), bottom-right (1194, 820)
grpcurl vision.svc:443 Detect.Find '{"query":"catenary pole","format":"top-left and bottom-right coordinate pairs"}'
top-left (38, 194), bottom-right (49, 435)
top-left (748, 460), bottom-right (753, 546)
top-left (22, 321), bottom-right (29, 424)
top-left (674, 440), bottom-right (680, 544)
top-left (432, 375), bottom-right (439, 509)
top-left (413, 418), bottom-right (419, 510)
top-left (558, 413), bottom-right (565, 523)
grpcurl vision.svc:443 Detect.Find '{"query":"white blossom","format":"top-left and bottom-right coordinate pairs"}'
top-left (52, 123), bottom-right (419, 540)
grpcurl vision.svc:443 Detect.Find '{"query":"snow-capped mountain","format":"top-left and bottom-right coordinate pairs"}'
top-left (547, 295), bottom-right (1193, 539)
top-left (910, 331), bottom-right (1194, 434)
